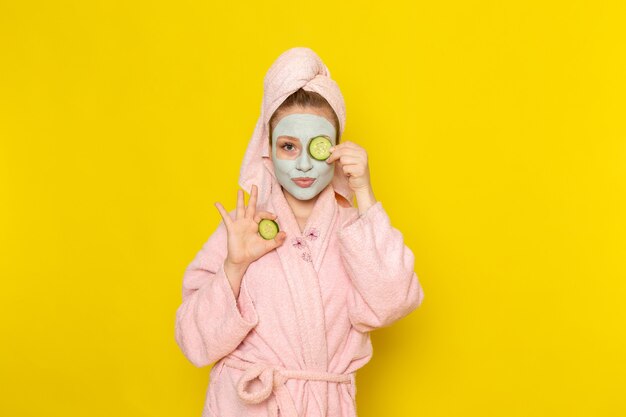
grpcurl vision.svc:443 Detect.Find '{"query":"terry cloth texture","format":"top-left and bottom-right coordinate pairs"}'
top-left (175, 46), bottom-right (425, 417)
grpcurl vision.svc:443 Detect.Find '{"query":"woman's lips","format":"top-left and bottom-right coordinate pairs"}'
top-left (291, 177), bottom-right (316, 188)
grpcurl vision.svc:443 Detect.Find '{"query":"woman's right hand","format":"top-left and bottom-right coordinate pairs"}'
top-left (214, 184), bottom-right (287, 270)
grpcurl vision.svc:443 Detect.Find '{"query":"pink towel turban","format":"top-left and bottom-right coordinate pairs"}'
top-left (238, 47), bottom-right (354, 207)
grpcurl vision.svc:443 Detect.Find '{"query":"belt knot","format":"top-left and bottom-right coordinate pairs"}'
top-left (222, 357), bottom-right (353, 417)
top-left (237, 362), bottom-right (288, 404)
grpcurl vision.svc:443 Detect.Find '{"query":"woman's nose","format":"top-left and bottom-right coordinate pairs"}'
top-left (296, 148), bottom-right (313, 172)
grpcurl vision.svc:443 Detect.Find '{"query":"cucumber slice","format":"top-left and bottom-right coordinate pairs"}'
top-left (258, 218), bottom-right (279, 240)
top-left (308, 136), bottom-right (333, 161)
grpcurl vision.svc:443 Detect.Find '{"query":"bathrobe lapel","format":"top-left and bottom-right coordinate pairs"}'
top-left (271, 182), bottom-right (338, 275)
top-left (262, 160), bottom-right (339, 416)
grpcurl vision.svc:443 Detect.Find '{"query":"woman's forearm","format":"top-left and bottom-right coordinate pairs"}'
top-left (354, 185), bottom-right (377, 216)
top-left (224, 259), bottom-right (248, 298)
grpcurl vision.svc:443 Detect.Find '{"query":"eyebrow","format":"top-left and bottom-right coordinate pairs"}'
top-left (277, 135), bottom-right (300, 142)
top-left (277, 134), bottom-right (330, 142)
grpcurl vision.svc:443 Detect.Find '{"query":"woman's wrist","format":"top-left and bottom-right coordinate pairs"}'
top-left (225, 256), bottom-right (249, 271)
top-left (224, 258), bottom-right (249, 297)
top-left (354, 185), bottom-right (377, 216)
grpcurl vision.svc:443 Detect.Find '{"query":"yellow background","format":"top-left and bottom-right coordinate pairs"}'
top-left (1, 0), bottom-right (625, 416)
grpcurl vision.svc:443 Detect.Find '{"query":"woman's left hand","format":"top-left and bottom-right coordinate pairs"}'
top-left (325, 141), bottom-right (372, 193)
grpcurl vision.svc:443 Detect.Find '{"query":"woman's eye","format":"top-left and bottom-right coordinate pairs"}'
top-left (282, 143), bottom-right (295, 151)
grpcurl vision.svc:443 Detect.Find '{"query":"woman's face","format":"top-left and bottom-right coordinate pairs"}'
top-left (270, 107), bottom-right (337, 201)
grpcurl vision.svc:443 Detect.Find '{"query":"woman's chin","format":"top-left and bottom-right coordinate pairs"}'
top-left (281, 186), bottom-right (322, 202)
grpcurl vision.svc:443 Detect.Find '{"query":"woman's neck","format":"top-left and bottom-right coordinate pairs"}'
top-left (282, 188), bottom-right (319, 233)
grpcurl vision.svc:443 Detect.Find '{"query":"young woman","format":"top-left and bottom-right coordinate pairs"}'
top-left (175, 47), bottom-right (425, 417)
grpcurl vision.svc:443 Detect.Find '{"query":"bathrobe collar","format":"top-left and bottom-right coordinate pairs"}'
top-left (261, 157), bottom-right (337, 367)
top-left (260, 156), bottom-right (338, 268)
top-left (261, 157), bottom-right (338, 412)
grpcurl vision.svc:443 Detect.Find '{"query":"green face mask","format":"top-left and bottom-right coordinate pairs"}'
top-left (271, 113), bottom-right (337, 201)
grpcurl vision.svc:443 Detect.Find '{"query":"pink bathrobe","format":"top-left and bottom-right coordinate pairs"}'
top-left (174, 47), bottom-right (425, 417)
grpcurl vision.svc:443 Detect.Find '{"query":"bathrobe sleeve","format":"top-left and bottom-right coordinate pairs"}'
top-left (338, 201), bottom-right (425, 333)
top-left (174, 218), bottom-right (259, 368)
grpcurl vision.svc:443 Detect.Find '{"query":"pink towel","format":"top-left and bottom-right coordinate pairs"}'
top-left (175, 46), bottom-right (425, 417)
top-left (239, 46), bottom-right (353, 209)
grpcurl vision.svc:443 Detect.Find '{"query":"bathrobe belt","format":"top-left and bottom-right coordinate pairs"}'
top-left (223, 357), bottom-right (354, 417)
